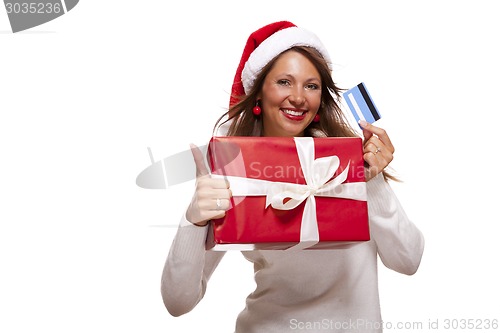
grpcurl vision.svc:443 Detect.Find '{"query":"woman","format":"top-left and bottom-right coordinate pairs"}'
top-left (161, 21), bottom-right (424, 332)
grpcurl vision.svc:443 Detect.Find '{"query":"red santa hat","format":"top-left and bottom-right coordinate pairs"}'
top-left (230, 21), bottom-right (332, 107)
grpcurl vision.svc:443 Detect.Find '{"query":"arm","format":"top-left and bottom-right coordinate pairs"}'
top-left (367, 174), bottom-right (424, 275)
top-left (359, 121), bottom-right (424, 274)
top-left (161, 214), bottom-right (225, 317)
top-left (161, 144), bottom-right (231, 316)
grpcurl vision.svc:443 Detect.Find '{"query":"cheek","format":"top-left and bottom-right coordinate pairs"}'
top-left (308, 93), bottom-right (322, 111)
top-left (262, 85), bottom-right (287, 104)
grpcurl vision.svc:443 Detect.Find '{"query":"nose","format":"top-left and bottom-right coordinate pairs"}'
top-left (288, 87), bottom-right (305, 106)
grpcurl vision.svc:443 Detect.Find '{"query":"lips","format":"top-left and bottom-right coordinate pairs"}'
top-left (281, 108), bottom-right (308, 121)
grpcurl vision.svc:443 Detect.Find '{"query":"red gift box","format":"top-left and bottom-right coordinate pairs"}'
top-left (206, 136), bottom-right (369, 251)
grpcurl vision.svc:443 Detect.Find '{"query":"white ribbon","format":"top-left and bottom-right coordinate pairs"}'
top-left (212, 137), bottom-right (367, 250)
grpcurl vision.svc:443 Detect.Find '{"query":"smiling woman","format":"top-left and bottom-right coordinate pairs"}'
top-left (161, 21), bottom-right (424, 332)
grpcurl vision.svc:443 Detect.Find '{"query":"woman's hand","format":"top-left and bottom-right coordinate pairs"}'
top-left (185, 144), bottom-right (232, 226)
top-left (359, 120), bottom-right (395, 181)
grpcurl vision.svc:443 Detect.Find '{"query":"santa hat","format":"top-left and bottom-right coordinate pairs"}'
top-left (230, 21), bottom-right (332, 107)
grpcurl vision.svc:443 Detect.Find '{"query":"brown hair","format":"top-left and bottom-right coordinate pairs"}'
top-left (213, 46), bottom-right (398, 181)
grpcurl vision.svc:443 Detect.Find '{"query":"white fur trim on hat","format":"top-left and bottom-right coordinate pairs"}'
top-left (241, 27), bottom-right (331, 94)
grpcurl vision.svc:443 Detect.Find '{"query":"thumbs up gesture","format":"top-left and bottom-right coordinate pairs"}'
top-left (185, 144), bottom-right (232, 226)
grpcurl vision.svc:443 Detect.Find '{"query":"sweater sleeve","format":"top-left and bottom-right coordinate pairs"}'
top-left (161, 213), bottom-right (225, 317)
top-left (366, 173), bottom-right (425, 275)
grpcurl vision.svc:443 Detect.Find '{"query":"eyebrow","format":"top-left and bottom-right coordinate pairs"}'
top-left (275, 73), bottom-right (321, 82)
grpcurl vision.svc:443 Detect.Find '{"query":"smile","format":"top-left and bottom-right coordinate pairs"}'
top-left (281, 109), bottom-right (308, 121)
top-left (282, 109), bottom-right (305, 116)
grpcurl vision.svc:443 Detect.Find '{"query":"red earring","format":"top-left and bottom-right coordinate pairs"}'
top-left (313, 113), bottom-right (320, 122)
top-left (252, 100), bottom-right (261, 116)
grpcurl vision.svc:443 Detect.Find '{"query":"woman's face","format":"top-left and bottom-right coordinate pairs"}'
top-left (259, 50), bottom-right (322, 137)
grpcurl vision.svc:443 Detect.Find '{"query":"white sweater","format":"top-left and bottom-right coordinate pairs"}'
top-left (161, 173), bottom-right (424, 332)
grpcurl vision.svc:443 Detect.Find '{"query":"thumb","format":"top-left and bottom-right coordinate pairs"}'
top-left (359, 120), bottom-right (373, 143)
top-left (189, 143), bottom-right (209, 177)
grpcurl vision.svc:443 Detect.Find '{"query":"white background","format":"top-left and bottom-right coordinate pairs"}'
top-left (1, 1), bottom-right (499, 332)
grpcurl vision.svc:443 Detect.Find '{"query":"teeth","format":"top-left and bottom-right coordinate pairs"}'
top-left (283, 109), bottom-right (305, 116)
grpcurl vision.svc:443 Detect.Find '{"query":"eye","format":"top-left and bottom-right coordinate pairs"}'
top-left (305, 83), bottom-right (320, 90)
top-left (277, 79), bottom-right (291, 86)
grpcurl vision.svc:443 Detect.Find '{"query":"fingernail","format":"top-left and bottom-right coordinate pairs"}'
top-left (358, 120), bottom-right (369, 127)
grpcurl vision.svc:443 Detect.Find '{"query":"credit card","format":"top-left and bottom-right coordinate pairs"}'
top-left (343, 82), bottom-right (381, 125)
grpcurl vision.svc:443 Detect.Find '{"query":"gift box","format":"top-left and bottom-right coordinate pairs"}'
top-left (206, 136), bottom-right (369, 251)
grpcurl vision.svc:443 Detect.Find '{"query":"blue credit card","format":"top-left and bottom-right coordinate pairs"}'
top-left (343, 82), bottom-right (381, 125)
